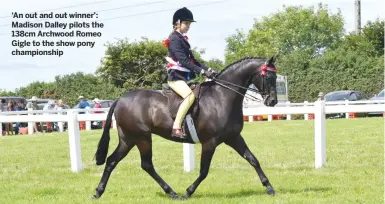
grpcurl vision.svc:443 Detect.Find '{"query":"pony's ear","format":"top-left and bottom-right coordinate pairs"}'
top-left (265, 55), bottom-right (277, 65)
top-left (269, 55), bottom-right (276, 64)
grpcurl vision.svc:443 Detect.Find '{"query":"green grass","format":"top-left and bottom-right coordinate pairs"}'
top-left (0, 118), bottom-right (383, 204)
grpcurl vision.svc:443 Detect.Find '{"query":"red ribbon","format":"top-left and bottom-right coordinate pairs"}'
top-left (163, 35), bottom-right (188, 48)
top-left (164, 35), bottom-right (193, 70)
top-left (163, 38), bottom-right (170, 48)
top-left (260, 64), bottom-right (277, 76)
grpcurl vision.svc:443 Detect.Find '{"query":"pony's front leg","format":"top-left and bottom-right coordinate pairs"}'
top-left (180, 138), bottom-right (218, 200)
top-left (225, 134), bottom-right (275, 195)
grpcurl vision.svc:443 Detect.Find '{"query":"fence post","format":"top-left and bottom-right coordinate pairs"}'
top-left (56, 107), bottom-right (64, 132)
top-left (183, 143), bottom-right (195, 172)
top-left (268, 115), bottom-right (273, 121)
top-left (27, 108), bottom-right (34, 134)
top-left (58, 121), bottom-right (64, 132)
top-left (304, 101), bottom-right (309, 120)
top-left (85, 107), bottom-right (91, 131)
top-left (86, 122), bottom-right (91, 130)
top-left (314, 100), bottom-right (326, 168)
top-left (248, 115), bottom-right (254, 122)
top-left (67, 109), bottom-right (83, 172)
top-left (286, 101), bottom-right (291, 120)
top-left (345, 99), bottom-right (349, 119)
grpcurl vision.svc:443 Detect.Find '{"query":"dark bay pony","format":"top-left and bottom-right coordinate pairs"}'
top-left (93, 56), bottom-right (279, 200)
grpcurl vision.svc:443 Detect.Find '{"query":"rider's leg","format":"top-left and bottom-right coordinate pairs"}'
top-left (167, 80), bottom-right (195, 137)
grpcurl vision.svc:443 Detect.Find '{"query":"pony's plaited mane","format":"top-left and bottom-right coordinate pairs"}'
top-left (217, 56), bottom-right (266, 76)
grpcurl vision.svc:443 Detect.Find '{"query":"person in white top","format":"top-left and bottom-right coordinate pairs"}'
top-left (317, 92), bottom-right (324, 101)
top-left (43, 100), bottom-right (56, 132)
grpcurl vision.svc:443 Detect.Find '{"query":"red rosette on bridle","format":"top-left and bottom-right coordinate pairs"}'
top-left (261, 64), bottom-right (268, 76)
top-left (260, 64), bottom-right (277, 76)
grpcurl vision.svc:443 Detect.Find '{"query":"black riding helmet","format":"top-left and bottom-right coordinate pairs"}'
top-left (172, 7), bottom-right (196, 25)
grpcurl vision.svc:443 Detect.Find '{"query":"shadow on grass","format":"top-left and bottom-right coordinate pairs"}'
top-left (267, 166), bottom-right (314, 172)
top-left (155, 187), bottom-right (332, 199)
top-left (280, 187), bottom-right (332, 194)
top-left (155, 189), bottom-right (261, 199)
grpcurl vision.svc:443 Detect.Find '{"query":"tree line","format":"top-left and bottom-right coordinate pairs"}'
top-left (1, 3), bottom-right (383, 106)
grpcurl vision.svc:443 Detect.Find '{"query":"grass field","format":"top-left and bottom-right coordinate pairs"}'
top-left (0, 118), bottom-right (383, 204)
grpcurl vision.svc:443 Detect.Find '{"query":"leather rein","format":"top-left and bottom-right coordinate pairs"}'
top-left (211, 63), bottom-right (277, 103)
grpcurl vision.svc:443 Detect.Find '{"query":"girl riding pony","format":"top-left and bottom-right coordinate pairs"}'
top-left (163, 7), bottom-right (216, 137)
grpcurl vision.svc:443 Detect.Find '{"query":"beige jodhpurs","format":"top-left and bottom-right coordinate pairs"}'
top-left (167, 80), bottom-right (195, 129)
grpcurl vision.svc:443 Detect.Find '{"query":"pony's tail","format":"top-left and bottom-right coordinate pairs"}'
top-left (94, 100), bottom-right (118, 166)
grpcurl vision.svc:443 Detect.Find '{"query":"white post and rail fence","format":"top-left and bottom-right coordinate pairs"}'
top-left (0, 100), bottom-right (383, 173)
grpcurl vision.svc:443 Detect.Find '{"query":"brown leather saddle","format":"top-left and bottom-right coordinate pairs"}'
top-left (161, 82), bottom-right (201, 119)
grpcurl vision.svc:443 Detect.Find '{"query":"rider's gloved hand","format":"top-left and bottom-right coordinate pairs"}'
top-left (202, 70), bottom-right (216, 79)
top-left (208, 68), bottom-right (218, 74)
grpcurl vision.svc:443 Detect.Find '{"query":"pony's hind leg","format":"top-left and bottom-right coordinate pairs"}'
top-left (136, 138), bottom-right (179, 199)
top-left (225, 134), bottom-right (275, 195)
top-left (93, 138), bottom-right (135, 199)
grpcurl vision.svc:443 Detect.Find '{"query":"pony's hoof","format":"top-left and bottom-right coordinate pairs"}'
top-left (169, 192), bottom-right (179, 200)
top-left (179, 194), bottom-right (190, 200)
top-left (266, 187), bottom-right (276, 196)
top-left (92, 194), bottom-right (100, 199)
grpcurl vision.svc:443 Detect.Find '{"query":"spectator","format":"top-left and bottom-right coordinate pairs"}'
top-left (55, 99), bottom-right (68, 132)
top-left (77, 96), bottom-right (90, 114)
top-left (26, 96), bottom-right (41, 133)
top-left (5, 101), bottom-right (14, 135)
top-left (317, 92), bottom-right (324, 101)
top-left (26, 96), bottom-right (39, 110)
top-left (43, 100), bottom-right (56, 132)
top-left (91, 98), bottom-right (104, 128)
top-left (56, 99), bottom-right (69, 110)
top-left (92, 98), bottom-right (104, 114)
top-left (13, 100), bottom-right (25, 135)
top-left (43, 100), bottom-right (56, 112)
top-left (0, 99), bottom-right (4, 111)
top-left (16, 100), bottom-right (25, 110)
top-left (1, 99), bottom-right (6, 136)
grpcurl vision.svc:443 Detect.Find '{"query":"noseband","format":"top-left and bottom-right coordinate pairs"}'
top-left (212, 62), bottom-right (276, 102)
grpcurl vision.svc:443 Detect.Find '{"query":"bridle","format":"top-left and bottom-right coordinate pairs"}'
top-left (211, 62), bottom-right (277, 103)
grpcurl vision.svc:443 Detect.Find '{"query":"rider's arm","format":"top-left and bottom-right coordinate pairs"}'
top-left (191, 53), bottom-right (208, 71)
top-left (169, 37), bottom-right (204, 74)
